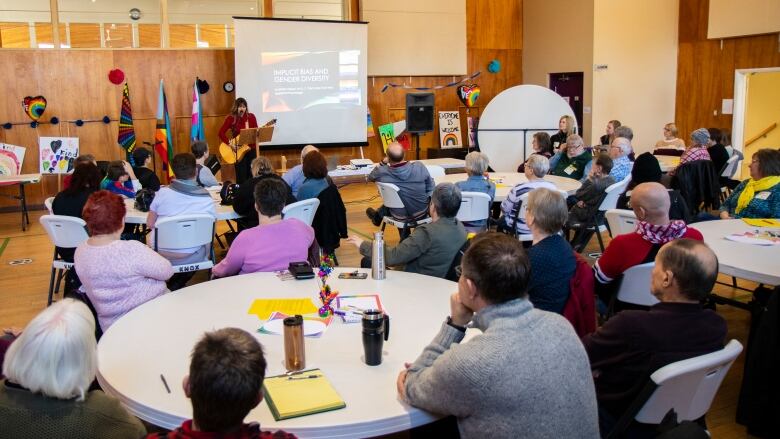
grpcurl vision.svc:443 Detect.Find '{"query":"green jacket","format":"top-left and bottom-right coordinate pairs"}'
top-left (551, 152), bottom-right (592, 181)
top-left (360, 217), bottom-right (466, 278)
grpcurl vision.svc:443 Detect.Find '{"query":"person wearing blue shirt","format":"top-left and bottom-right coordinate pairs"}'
top-left (296, 150), bottom-right (330, 201)
top-left (455, 152), bottom-right (496, 231)
top-left (608, 137), bottom-right (633, 182)
top-left (282, 144), bottom-right (318, 198)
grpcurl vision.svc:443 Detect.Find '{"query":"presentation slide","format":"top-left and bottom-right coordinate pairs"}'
top-left (234, 18), bottom-right (368, 148)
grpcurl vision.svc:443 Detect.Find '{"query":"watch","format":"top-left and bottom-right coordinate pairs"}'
top-left (446, 316), bottom-right (467, 332)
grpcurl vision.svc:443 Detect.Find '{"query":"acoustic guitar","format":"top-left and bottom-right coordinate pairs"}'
top-left (219, 119), bottom-right (276, 164)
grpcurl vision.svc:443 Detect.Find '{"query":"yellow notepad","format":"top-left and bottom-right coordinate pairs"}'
top-left (247, 298), bottom-right (319, 320)
top-left (742, 218), bottom-right (780, 227)
top-left (263, 369), bottom-right (346, 420)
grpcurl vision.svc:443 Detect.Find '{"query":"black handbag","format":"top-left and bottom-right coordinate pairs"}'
top-left (134, 188), bottom-right (156, 212)
top-left (220, 181), bottom-right (239, 205)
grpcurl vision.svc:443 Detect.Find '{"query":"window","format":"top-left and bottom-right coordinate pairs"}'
top-left (57, 0), bottom-right (161, 48)
top-left (273, 0), bottom-right (346, 20)
top-left (168, 0), bottom-right (259, 48)
top-left (0, 0), bottom-right (52, 48)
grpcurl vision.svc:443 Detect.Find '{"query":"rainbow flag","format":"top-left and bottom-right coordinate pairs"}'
top-left (190, 79), bottom-right (204, 142)
top-left (117, 83), bottom-right (136, 165)
top-left (154, 79), bottom-right (174, 181)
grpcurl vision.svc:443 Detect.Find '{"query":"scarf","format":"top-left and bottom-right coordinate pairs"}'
top-left (168, 179), bottom-right (210, 197)
top-left (636, 220), bottom-right (688, 244)
top-left (736, 176), bottom-right (780, 214)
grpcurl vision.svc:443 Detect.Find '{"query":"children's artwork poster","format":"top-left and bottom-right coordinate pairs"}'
top-left (366, 109), bottom-right (375, 138)
top-left (378, 123), bottom-right (395, 151)
top-left (467, 116), bottom-right (479, 147)
top-left (0, 143), bottom-right (26, 175)
top-left (438, 111), bottom-right (463, 148)
top-left (378, 120), bottom-right (411, 152)
top-left (39, 137), bottom-right (79, 174)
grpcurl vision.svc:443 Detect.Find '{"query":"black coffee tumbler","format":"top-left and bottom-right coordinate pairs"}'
top-left (362, 309), bottom-right (390, 366)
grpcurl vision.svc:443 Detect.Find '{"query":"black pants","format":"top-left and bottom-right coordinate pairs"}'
top-left (235, 149), bottom-right (256, 185)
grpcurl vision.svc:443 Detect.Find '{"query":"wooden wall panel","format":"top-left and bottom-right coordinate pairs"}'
top-left (675, 0), bottom-right (780, 143)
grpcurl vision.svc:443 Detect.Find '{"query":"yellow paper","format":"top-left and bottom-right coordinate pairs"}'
top-left (742, 218), bottom-right (780, 227)
top-left (247, 298), bottom-right (319, 320)
top-left (263, 369), bottom-right (346, 420)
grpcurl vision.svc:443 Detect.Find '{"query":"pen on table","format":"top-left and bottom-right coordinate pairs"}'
top-left (287, 374), bottom-right (321, 380)
top-left (160, 374), bottom-right (171, 393)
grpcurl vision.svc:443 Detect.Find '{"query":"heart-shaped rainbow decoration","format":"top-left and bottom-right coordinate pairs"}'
top-left (23, 96), bottom-right (47, 121)
top-left (457, 84), bottom-right (480, 108)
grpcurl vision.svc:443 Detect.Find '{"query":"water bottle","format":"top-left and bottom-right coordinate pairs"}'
top-left (283, 315), bottom-right (305, 372)
top-left (371, 231), bottom-right (385, 280)
top-left (362, 310), bottom-right (390, 366)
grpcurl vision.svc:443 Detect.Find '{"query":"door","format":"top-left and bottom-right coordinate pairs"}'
top-left (549, 72), bottom-right (584, 140)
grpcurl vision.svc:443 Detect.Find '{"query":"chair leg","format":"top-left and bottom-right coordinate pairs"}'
top-left (732, 276), bottom-right (737, 288)
top-left (54, 269), bottom-right (65, 299)
top-left (595, 224), bottom-right (606, 253)
top-left (47, 267), bottom-right (56, 306)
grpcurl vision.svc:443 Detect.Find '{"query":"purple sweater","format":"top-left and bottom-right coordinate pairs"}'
top-left (74, 240), bottom-right (174, 330)
top-left (213, 219), bottom-right (315, 277)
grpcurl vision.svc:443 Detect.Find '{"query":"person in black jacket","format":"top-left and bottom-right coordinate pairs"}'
top-left (616, 152), bottom-right (692, 223)
top-left (233, 156), bottom-right (295, 230)
top-left (707, 128), bottom-right (729, 177)
top-left (550, 115), bottom-right (577, 152)
top-left (131, 147), bottom-right (161, 191)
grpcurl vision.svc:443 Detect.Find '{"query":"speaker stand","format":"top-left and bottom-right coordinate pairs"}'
top-left (413, 133), bottom-right (421, 161)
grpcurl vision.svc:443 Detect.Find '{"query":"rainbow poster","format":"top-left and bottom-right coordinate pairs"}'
top-left (438, 111), bottom-right (462, 149)
top-left (0, 143), bottom-right (26, 175)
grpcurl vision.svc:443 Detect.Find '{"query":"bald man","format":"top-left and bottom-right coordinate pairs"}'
top-left (594, 182), bottom-right (703, 303)
top-left (282, 144), bottom-right (319, 198)
top-left (583, 239), bottom-right (727, 426)
top-left (608, 137), bottom-right (633, 182)
top-left (366, 142), bottom-right (434, 229)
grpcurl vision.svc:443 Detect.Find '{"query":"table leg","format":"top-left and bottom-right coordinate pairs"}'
top-left (19, 183), bottom-right (29, 231)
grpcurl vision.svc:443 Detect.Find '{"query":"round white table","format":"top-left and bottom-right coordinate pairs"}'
top-left (691, 219), bottom-right (780, 285)
top-left (655, 155), bottom-right (680, 173)
top-left (123, 188), bottom-right (240, 224)
top-left (97, 269), bottom-right (456, 438)
top-left (434, 172), bottom-right (582, 201)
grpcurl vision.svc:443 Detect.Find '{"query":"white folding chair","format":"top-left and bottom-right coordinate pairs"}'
top-left (605, 209), bottom-right (638, 237)
top-left (425, 165), bottom-right (446, 179)
top-left (282, 198), bottom-right (320, 226)
top-left (720, 154), bottom-right (740, 178)
top-left (607, 340), bottom-right (743, 438)
top-left (615, 262), bottom-right (659, 308)
top-left (39, 215), bottom-right (89, 305)
top-left (375, 182), bottom-right (431, 238)
top-left (44, 196), bottom-right (54, 214)
top-left (456, 192), bottom-right (492, 231)
top-left (578, 176), bottom-right (632, 256)
top-left (153, 214), bottom-right (216, 275)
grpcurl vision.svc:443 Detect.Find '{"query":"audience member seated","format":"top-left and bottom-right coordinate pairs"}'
top-left (614, 125), bottom-right (633, 141)
top-left (608, 137), bottom-right (633, 182)
top-left (616, 153), bottom-right (692, 223)
top-left (398, 232), bottom-right (599, 438)
top-left (233, 156), bottom-right (295, 230)
top-left (583, 239), bottom-right (727, 430)
top-left (498, 155), bottom-right (556, 235)
top-left (719, 148), bottom-right (780, 219)
top-left (549, 134), bottom-right (593, 182)
top-left (191, 141), bottom-right (219, 187)
top-left (525, 188), bottom-right (576, 313)
top-left (131, 147), bottom-right (161, 191)
top-left (296, 150), bottom-right (330, 201)
top-left (550, 114), bottom-right (577, 152)
top-left (595, 182), bottom-right (703, 306)
top-left (0, 299), bottom-right (146, 438)
top-left (600, 119), bottom-right (621, 146)
top-left (75, 191), bottom-right (173, 331)
top-left (148, 153), bottom-right (217, 271)
top-left (282, 144), bottom-right (318, 198)
top-left (517, 131), bottom-right (554, 172)
top-left (146, 328), bottom-right (294, 439)
top-left (365, 142), bottom-right (434, 227)
top-left (213, 179), bottom-right (314, 277)
top-left (100, 160), bottom-right (140, 198)
top-left (348, 183), bottom-right (466, 279)
top-left (668, 128), bottom-right (711, 176)
top-left (707, 128), bottom-right (729, 177)
top-left (455, 151), bottom-right (495, 230)
top-left (654, 122), bottom-right (686, 153)
top-left (566, 154), bottom-right (615, 251)
top-left (63, 154), bottom-right (97, 189)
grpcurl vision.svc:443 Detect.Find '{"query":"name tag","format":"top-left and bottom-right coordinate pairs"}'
top-left (553, 142), bottom-right (560, 149)
top-left (564, 164), bottom-right (577, 175)
top-left (755, 191), bottom-right (771, 200)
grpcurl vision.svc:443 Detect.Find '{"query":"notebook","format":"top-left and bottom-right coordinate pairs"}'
top-left (263, 369), bottom-right (346, 420)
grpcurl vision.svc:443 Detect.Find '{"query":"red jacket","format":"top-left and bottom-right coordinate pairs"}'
top-left (563, 251), bottom-right (596, 337)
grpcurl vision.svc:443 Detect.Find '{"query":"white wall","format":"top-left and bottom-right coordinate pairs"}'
top-left (591, 0), bottom-right (679, 153)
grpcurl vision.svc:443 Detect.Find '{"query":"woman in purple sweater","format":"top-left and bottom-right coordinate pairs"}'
top-left (74, 191), bottom-right (173, 331)
top-left (213, 178), bottom-right (315, 277)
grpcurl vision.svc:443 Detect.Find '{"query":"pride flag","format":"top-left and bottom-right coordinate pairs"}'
top-left (117, 83), bottom-right (136, 164)
top-left (190, 79), bottom-right (204, 142)
top-left (154, 79), bottom-right (174, 181)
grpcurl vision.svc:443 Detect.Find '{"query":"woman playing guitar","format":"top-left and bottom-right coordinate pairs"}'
top-left (219, 97), bottom-right (258, 184)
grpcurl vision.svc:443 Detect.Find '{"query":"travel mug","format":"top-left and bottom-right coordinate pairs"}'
top-left (362, 309), bottom-right (390, 366)
top-left (284, 315), bottom-right (305, 372)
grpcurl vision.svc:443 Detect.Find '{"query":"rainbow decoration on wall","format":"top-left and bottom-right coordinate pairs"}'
top-left (457, 84), bottom-right (480, 108)
top-left (442, 133), bottom-right (460, 146)
top-left (22, 96), bottom-right (47, 121)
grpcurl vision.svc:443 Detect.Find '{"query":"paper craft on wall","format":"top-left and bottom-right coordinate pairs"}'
top-left (377, 120), bottom-right (411, 152)
top-left (366, 109), bottom-right (375, 138)
top-left (438, 111), bottom-right (463, 148)
top-left (39, 137), bottom-right (79, 174)
top-left (0, 143), bottom-right (26, 175)
top-left (467, 116), bottom-right (479, 147)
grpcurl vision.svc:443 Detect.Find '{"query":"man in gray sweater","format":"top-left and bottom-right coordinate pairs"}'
top-left (398, 232), bottom-right (600, 438)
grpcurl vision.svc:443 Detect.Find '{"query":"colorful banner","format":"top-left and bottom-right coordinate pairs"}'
top-left (39, 137), bottom-right (79, 174)
top-left (191, 80), bottom-right (204, 142)
top-left (467, 116), bottom-right (479, 147)
top-left (380, 71), bottom-right (481, 93)
top-left (438, 111), bottom-right (463, 148)
top-left (118, 83), bottom-right (136, 165)
top-left (155, 79), bottom-right (174, 181)
top-left (366, 109), bottom-right (375, 138)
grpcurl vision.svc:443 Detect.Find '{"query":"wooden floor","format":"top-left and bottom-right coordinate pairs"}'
top-left (0, 182), bottom-right (755, 438)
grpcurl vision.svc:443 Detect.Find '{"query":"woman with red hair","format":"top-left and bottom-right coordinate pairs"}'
top-left (74, 191), bottom-right (174, 331)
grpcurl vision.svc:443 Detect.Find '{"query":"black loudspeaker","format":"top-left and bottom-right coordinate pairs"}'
top-left (406, 93), bottom-right (434, 133)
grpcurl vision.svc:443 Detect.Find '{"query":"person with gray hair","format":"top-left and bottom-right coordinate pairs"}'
top-left (524, 188), bottom-right (576, 313)
top-left (549, 134), bottom-right (594, 183)
top-left (608, 137), bottom-right (633, 182)
top-left (347, 183), bottom-right (466, 278)
top-left (0, 299), bottom-right (146, 438)
top-left (191, 141), bottom-right (219, 187)
top-left (668, 128), bottom-right (712, 176)
top-left (282, 144), bottom-right (319, 198)
top-left (498, 154), bottom-right (556, 236)
top-left (455, 152), bottom-right (496, 230)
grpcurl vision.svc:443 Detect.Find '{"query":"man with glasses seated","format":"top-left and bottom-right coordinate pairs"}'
top-left (549, 134), bottom-right (593, 183)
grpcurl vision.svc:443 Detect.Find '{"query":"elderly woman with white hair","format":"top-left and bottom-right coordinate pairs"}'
top-left (0, 299), bottom-right (145, 437)
top-left (498, 154), bottom-right (557, 236)
top-left (668, 128), bottom-right (712, 176)
top-left (455, 151), bottom-right (496, 230)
